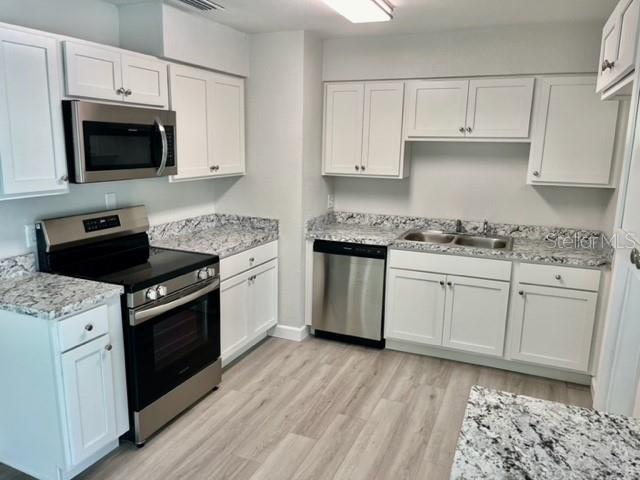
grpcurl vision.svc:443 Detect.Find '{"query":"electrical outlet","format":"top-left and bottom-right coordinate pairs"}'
top-left (105, 192), bottom-right (117, 210)
top-left (24, 224), bottom-right (36, 249)
top-left (327, 194), bottom-right (335, 209)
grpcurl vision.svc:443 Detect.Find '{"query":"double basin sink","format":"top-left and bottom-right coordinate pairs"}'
top-left (400, 230), bottom-right (514, 250)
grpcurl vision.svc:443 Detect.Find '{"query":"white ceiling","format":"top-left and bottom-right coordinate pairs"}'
top-left (104, 0), bottom-right (617, 38)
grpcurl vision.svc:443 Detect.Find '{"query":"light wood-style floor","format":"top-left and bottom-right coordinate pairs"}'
top-left (1, 336), bottom-right (591, 480)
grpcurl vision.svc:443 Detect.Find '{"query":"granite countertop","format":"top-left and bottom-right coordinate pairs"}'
top-left (306, 212), bottom-right (612, 269)
top-left (0, 271), bottom-right (123, 320)
top-left (451, 385), bottom-right (640, 479)
top-left (149, 213), bottom-right (279, 258)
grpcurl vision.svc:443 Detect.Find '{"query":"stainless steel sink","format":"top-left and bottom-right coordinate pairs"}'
top-left (401, 231), bottom-right (456, 244)
top-left (453, 235), bottom-right (513, 250)
top-left (399, 230), bottom-right (513, 250)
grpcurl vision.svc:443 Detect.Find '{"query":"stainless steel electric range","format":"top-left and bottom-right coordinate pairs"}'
top-left (36, 206), bottom-right (221, 447)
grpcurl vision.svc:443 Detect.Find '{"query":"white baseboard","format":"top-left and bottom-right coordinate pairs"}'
top-left (269, 324), bottom-right (309, 342)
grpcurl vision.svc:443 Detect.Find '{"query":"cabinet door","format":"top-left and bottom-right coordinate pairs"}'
top-left (509, 284), bottom-right (597, 371)
top-left (465, 78), bottom-right (534, 138)
top-left (0, 28), bottom-right (68, 197)
top-left (209, 72), bottom-right (246, 176)
top-left (61, 334), bottom-right (117, 466)
top-left (528, 76), bottom-right (618, 186)
top-left (250, 259), bottom-right (278, 335)
top-left (622, 82), bottom-right (640, 241)
top-left (403, 80), bottom-right (468, 138)
top-left (220, 271), bottom-right (251, 363)
top-left (385, 269), bottom-right (445, 346)
top-left (361, 81), bottom-right (404, 176)
top-left (442, 276), bottom-right (510, 357)
top-left (169, 64), bottom-right (214, 181)
top-left (323, 82), bottom-right (365, 175)
top-left (597, 12), bottom-right (621, 92)
top-left (614, 0), bottom-right (640, 85)
top-left (121, 54), bottom-right (168, 107)
top-left (64, 42), bottom-right (123, 101)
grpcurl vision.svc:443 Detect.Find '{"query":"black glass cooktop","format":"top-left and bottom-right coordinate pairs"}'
top-left (43, 233), bottom-right (217, 292)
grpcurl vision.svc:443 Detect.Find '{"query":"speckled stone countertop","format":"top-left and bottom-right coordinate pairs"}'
top-left (306, 212), bottom-right (612, 269)
top-left (149, 213), bottom-right (279, 258)
top-left (451, 386), bottom-right (640, 479)
top-left (0, 271), bottom-right (123, 320)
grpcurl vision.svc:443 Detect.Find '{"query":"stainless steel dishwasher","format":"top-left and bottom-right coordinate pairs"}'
top-left (312, 240), bottom-right (386, 348)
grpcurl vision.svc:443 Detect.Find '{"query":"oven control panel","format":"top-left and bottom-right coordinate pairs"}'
top-left (83, 215), bottom-right (121, 233)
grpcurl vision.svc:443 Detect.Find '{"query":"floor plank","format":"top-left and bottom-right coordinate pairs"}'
top-left (0, 336), bottom-right (594, 480)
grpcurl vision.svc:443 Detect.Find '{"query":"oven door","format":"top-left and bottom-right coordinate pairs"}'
top-left (127, 279), bottom-right (220, 411)
top-left (65, 100), bottom-right (177, 183)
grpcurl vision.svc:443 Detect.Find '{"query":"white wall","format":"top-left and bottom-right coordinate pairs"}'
top-left (323, 22), bottom-right (602, 81)
top-left (333, 142), bottom-right (617, 230)
top-left (0, 0), bottom-right (120, 46)
top-left (0, 179), bottom-right (217, 258)
top-left (213, 31), bottom-right (306, 328)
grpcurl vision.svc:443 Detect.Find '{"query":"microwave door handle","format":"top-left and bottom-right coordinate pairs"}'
top-left (155, 116), bottom-right (168, 176)
top-left (130, 278), bottom-right (219, 327)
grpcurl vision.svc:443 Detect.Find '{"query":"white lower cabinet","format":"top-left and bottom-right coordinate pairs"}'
top-left (385, 269), bottom-right (445, 346)
top-left (220, 245), bottom-right (278, 366)
top-left (61, 334), bottom-right (117, 465)
top-left (385, 249), bottom-right (601, 379)
top-left (442, 275), bottom-right (510, 357)
top-left (508, 284), bottom-right (598, 372)
top-left (0, 299), bottom-right (127, 480)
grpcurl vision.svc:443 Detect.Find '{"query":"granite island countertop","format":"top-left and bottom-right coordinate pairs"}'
top-left (451, 385), bottom-right (640, 479)
top-left (149, 213), bottom-right (279, 258)
top-left (306, 212), bottom-right (612, 269)
top-left (0, 271), bottom-right (123, 320)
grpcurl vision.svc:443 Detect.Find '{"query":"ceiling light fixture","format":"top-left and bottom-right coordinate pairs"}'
top-left (322, 0), bottom-right (394, 23)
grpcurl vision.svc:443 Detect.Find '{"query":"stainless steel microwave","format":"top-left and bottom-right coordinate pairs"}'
top-left (62, 100), bottom-right (177, 183)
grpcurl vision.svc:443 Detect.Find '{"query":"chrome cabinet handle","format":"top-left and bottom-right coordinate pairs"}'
top-left (210, 165), bottom-right (220, 172)
top-left (466, 127), bottom-right (472, 133)
top-left (631, 248), bottom-right (640, 269)
top-left (125, 89), bottom-right (132, 96)
top-left (84, 324), bottom-right (93, 331)
top-left (518, 290), bottom-right (524, 296)
top-left (459, 127), bottom-right (465, 133)
top-left (155, 117), bottom-right (168, 176)
top-left (355, 165), bottom-right (360, 171)
top-left (105, 344), bottom-right (113, 351)
top-left (249, 257), bottom-right (255, 264)
top-left (59, 174), bottom-right (69, 183)
top-left (361, 165), bottom-right (366, 171)
top-left (439, 280), bottom-right (445, 286)
top-left (554, 274), bottom-right (562, 280)
top-left (116, 87), bottom-right (125, 95)
top-left (601, 59), bottom-right (615, 72)
top-left (532, 171), bottom-right (540, 177)
top-left (447, 281), bottom-right (453, 287)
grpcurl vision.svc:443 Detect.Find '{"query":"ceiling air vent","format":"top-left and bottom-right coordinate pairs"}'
top-left (175, 0), bottom-right (225, 11)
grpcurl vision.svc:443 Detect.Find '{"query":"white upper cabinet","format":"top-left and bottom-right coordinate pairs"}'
top-left (0, 27), bottom-right (69, 199)
top-left (209, 72), bottom-right (246, 177)
top-left (465, 78), bottom-right (534, 138)
top-left (361, 81), bottom-right (405, 176)
top-left (121, 54), bottom-right (168, 107)
top-left (64, 41), bottom-right (168, 107)
top-left (528, 76), bottom-right (619, 187)
top-left (323, 81), bottom-right (407, 178)
top-left (403, 77), bottom-right (534, 140)
top-left (323, 82), bottom-right (365, 175)
top-left (404, 79), bottom-right (469, 138)
top-left (169, 64), bottom-right (246, 182)
top-left (597, 0), bottom-right (639, 94)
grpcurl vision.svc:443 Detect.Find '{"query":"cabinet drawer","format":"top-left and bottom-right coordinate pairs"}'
top-left (58, 305), bottom-right (109, 352)
top-left (220, 241), bottom-right (278, 281)
top-left (519, 263), bottom-right (601, 291)
top-left (389, 249), bottom-right (511, 281)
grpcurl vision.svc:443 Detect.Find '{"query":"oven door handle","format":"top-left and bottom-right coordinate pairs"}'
top-left (130, 279), bottom-right (219, 327)
top-left (155, 116), bottom-right (168, 177)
